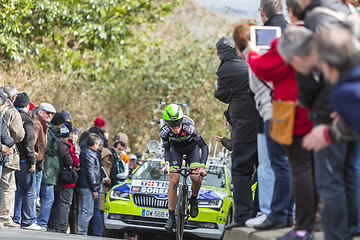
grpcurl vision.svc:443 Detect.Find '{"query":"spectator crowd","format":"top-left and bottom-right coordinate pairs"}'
top-left (215, 0), bottom-right (360, 239)
top-left (0, 84), bottom-right (141, 238)
top-left (2, 0), bottom-right (360, 240)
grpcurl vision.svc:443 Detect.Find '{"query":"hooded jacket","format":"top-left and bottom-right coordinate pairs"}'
top-left (215, 48), bottom-right (258, 143)
top-left (42, 123), bottom-right (60, 185)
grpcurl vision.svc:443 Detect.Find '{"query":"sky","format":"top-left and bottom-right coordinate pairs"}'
top-left (195, 0), bottom-right (261, 16)
top-left (195, 0), bottom-right (288, 18)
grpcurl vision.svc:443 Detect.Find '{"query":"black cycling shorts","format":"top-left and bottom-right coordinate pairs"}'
top-left (169, 145), bottom-right (203, 171)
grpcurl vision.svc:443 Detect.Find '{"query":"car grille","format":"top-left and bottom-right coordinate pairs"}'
top-left (132, 194), bottom-right (168, 209)
top-left (107, 214), bottom-right (218, 230)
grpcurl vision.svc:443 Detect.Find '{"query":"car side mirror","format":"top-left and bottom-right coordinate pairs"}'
top-left (116, 173), bottom-right (128, 181)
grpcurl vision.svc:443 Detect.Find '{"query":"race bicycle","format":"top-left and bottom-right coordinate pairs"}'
top-left (169, 167), bottom-right (204, 240)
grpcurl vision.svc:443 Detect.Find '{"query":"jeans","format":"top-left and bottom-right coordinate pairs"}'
top-left (356, 141), bottom-right (360, 233)
top-left (56, 188), bottom-right (73, 231)
top-left (13, 161), bottom-right (36, 227)
top-left (37, 184), bottom-right (54, 227)
top-left (257, 133), bottom-right (274, 215)
top-left (264, 120), bottom-right (293, 224)
top-left (90, 196), bottom-right (103, 237)
top-left (0, 164), bottom-right (2, 198)
top-left (315, 140), bottom-right (359, 240)
top-left (231, 141), bottom-right (258, 224)
top-left (13, 188), bottom-right (21, 224)
top-left (77, 188), bottom-right (95, 235)
top-left (33, 169), bottom-right (43, 220)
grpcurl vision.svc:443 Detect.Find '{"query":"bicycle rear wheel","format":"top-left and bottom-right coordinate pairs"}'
top-left (176, 186), bottom-right (187, 240)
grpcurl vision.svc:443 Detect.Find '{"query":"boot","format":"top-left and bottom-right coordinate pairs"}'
top-left (190, 195), bottom-right (199, 218)
top-left (165, 210), bottom-right (175, 233)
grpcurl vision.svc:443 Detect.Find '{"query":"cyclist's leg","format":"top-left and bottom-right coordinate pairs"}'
top-left (187, 145), bottom-right (201, 196)
top-left (168, 148), bottom-right (182, 210)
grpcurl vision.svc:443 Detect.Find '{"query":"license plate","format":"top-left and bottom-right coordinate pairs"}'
top-left (141, 209), bottom-right (169, 219)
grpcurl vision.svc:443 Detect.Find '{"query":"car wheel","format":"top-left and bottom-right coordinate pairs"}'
top-left (225, 208), bottom-right (233, 226)
top-left (221, 209), bottom-right (233, 240)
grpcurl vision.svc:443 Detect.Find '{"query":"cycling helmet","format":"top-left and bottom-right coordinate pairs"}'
top-left (163, 104), bottom-right (183, 127)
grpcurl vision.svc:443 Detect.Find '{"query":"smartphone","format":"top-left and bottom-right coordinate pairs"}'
top-left (250, 26), bottom-right (281, 51)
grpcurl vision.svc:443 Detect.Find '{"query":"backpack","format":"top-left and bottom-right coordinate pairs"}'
top-left (307, 4), bottom-right (360, 37)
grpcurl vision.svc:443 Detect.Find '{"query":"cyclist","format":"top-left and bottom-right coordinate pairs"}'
top-left (160, 104), bottom-right (208, 232)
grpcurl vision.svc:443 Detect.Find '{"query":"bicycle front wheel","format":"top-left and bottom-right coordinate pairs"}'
top-left (176, 187), bottom-right (187, 240)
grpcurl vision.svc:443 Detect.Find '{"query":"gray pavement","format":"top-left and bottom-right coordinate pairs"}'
top-left (223, 227), bottom-right (360, 240)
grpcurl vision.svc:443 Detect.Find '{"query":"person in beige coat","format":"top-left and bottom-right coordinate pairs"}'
top-left (0, 84), bottom-right (25, 228)
top-left (100, 148), bottom-right (112, 213)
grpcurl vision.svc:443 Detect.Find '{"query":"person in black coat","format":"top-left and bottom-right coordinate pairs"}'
top-left (13, 92), bottom-right (37, 228)
top-left (76, 133), bottom-right (102, 235)
top-left (215, 36), bottom-right (259, 229)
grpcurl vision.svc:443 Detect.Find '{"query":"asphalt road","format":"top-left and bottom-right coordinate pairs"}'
top-left (0, 228), bottom-right (182, 240)
top-left (0, 228), bottom-right (121, 240)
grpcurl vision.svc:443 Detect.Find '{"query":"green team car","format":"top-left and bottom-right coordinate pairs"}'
top-left (104, 146), bottom-right (234, 239)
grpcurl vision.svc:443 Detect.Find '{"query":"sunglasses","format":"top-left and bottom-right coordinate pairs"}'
top-left (45, 111), bottom-right (54, 117)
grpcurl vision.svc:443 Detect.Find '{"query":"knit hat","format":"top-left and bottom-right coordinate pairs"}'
top-left (29, 102), bottom-right (35, 111)
top-left (216, 36), bottom-right (235, 54)
top-left (51, 112), bottom-right (65, 126)
top-left (72, 126), bottom-right (80, 136)
top-left (40, 103), bottom-right (56, 114)
top-left (94, 117), bottom-right (106, 128)
top-left (61, 109), bottom-right (72, 120)
top-left (14, 92), bottom-right (30, 108)
top-left (60, 121), bottom-right (72, 138)
top-left (101, 147), bottom-right (112, 160)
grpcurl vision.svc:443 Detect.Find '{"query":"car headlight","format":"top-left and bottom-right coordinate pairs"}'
top-left (198, 199), bottom-right (223, 209)
top-left (109, 190), bottom-right (130, 201)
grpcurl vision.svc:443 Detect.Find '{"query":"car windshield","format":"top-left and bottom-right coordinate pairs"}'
top-left (132, 160), bottom-right (170, 181)
top-left (131, 160), bottom-right (226, 188)
top-left (201, 165), bottom-right (226, 188)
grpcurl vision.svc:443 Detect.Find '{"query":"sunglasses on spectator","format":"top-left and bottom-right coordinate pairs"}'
top-left (45, 111), bottom-right (54, 117)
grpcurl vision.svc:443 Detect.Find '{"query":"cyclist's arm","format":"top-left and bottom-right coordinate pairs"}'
top-left (160, 125), bottom-right (171, 163)
top-left (163, 140), bottom-right (171, 163)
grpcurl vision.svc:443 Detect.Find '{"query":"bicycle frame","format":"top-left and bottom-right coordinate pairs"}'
top-left (170, 167), bottom-right (199, 240)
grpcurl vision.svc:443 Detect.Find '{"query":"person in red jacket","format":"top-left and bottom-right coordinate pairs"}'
top-left (246, 2), bottom-right (316, 238)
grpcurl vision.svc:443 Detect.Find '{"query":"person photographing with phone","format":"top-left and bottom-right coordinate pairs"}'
top-left (160, 104), bottom-right (208, 232)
